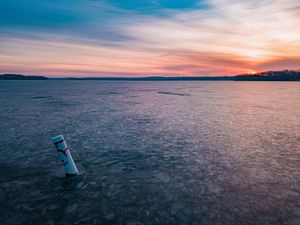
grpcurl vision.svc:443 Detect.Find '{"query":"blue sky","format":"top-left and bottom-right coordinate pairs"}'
top-left (0, 0), bottom-right (202, 45)
top-left (108, 0), bottom-right (202, 11)
top-left (0, 0), bottom-right (204, 28)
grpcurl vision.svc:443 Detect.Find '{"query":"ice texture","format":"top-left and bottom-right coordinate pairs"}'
top-left (0, 80), bottom-right (299, 225)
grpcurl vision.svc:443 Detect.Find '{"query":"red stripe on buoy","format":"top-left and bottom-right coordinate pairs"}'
top-left (57, 147), bottom-right (69, 157)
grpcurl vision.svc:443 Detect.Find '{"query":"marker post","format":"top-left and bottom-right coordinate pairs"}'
top-left (52, 135), bottom-right (78, 177)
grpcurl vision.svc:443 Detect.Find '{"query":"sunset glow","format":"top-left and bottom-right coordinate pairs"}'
top-left (1, 0), bottom-right (300, 77)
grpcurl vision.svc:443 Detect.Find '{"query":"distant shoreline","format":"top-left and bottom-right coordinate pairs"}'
top-left (1, 70), bottom-right (300, 81)
top-left (0, 74), bottom-right (48, 80)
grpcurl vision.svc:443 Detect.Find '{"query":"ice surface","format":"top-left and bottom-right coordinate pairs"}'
top-left (0, 80), bottom-right (299, 225)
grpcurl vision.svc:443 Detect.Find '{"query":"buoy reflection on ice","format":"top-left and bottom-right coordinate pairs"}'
top-left (52, 135), bottom-right (79, 176)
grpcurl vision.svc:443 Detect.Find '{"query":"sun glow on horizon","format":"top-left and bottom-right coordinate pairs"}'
top-left (248, 71), bottom-right (259, 75)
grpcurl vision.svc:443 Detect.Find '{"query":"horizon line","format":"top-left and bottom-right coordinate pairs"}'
top-left (2, 69), bottom-right (300, 79)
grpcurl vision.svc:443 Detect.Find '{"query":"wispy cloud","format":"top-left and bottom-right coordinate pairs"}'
top-left (0, 0), bottom-right (299, 76)
top-left (123, 0), bottom-right (300, 74)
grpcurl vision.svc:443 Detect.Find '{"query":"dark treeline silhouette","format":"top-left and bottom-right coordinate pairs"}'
top-left (1, 70), bottom-right (299, 81)
top-left (63, 76), bottom-right (234, 81)
top-left (55, 70), bottom-right (300, 81)
top-left (0, 74), bottom-right (48, 80)
top-left (235, 70), bottom-right (300, 81)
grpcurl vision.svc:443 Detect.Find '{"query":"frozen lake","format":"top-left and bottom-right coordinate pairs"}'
top-left (0, 80), bottom-right (299, 225)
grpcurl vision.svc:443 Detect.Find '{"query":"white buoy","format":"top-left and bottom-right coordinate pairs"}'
top-left (52, 135), bottom-right (78, 176)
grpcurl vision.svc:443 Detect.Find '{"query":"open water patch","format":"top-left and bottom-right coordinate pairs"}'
top-left (30, 96), bottom-right (52, 99)
top-left (158, 91), bottom-right (190, 96)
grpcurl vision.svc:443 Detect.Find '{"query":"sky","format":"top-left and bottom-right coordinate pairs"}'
top-left (0, 0), bottom-right (300, 77)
